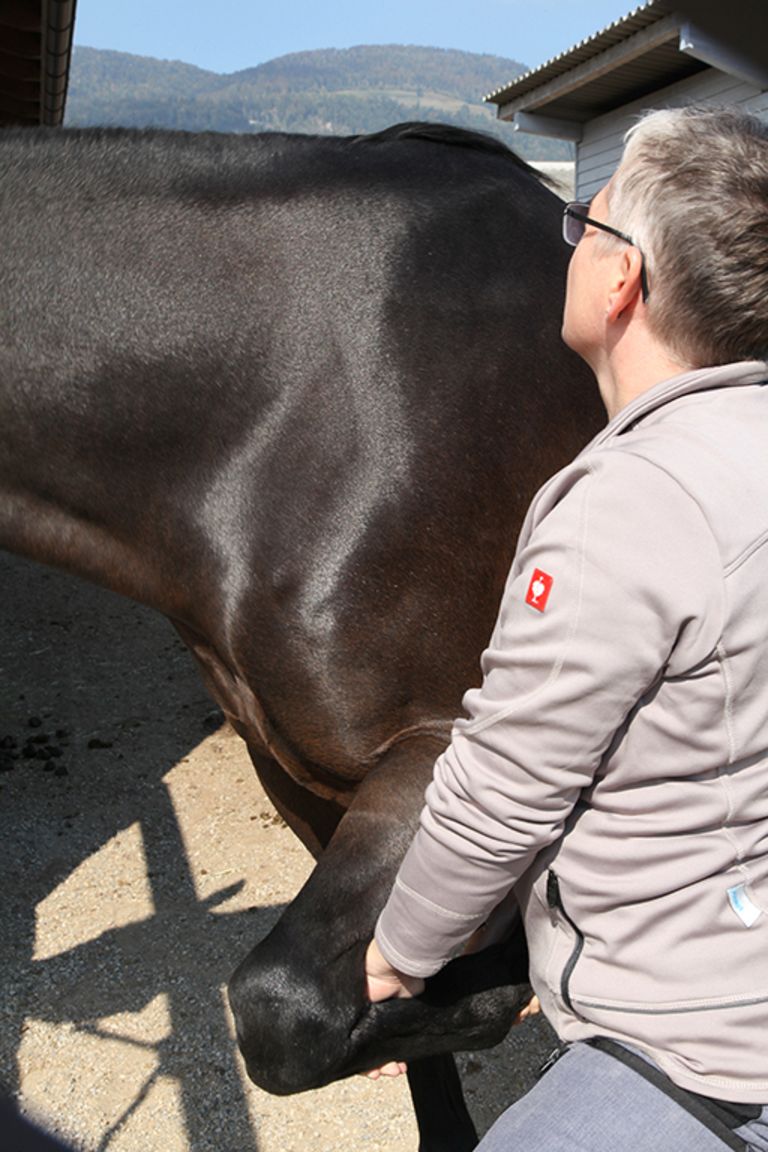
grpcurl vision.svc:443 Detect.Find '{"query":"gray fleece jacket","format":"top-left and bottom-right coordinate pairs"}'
top-left (375, 360), bottom-right (768, 1104)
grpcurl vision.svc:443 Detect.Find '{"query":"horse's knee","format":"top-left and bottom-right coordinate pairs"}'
top-left (228, 933), bottom-right (356, 1094)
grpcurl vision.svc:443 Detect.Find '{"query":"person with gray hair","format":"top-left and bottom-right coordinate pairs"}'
top-left (598, 106), bottom-right (768, 369)
top-left (364, 106), bottom-right (768, 1150)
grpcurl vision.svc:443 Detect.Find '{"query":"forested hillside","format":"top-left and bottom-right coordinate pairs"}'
top-left (65, 44), bottom-right (571, 160)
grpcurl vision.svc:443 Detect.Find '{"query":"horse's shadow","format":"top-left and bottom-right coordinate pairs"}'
top-left (0, 550), bottom-right (283, 1151)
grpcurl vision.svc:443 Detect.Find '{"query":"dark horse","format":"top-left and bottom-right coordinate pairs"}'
top-left (0, 123), bottom-right (600, 1149)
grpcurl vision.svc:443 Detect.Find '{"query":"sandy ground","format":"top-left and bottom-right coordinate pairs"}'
top-left (0, 549), bottom-right (555, 1151)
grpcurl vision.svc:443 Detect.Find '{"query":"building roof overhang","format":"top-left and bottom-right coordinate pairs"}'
top-left (486, 0), bottom-right (768, 140)
top-left (0, 0), bottom-right (78, 126)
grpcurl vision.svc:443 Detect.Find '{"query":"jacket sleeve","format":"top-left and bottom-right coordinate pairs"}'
top-left (375, 450), bottom-right (724, 977)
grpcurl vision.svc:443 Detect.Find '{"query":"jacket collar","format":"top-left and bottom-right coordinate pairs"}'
top-left (580, 360), bottom-right (768, 456)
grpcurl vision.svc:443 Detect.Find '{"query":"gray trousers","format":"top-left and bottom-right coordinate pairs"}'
top-left (477, 1041), bottom-right (768, 1152)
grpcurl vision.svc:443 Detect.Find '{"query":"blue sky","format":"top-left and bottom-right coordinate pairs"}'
top-left (73, 0), bottom-right (634, 76)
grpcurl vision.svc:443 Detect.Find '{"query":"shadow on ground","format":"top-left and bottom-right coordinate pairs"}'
top-left (0, 551), bottom-right (278, 1150)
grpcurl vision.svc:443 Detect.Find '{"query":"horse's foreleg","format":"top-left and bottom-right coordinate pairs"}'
top-left (228, 734), bottom-right (446, 1092)
top-left (228, 735), bottom-right (529, 1150)
top-left (408, 1054), bottom-right (479, 1152)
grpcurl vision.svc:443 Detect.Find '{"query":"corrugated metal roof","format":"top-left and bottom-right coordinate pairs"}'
top-left (486, 0), bottom-right (674, 107)
top-left (532, 40), bottom-right (705, 121)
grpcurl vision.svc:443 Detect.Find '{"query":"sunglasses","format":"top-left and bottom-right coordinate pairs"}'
top-left (562, 202), bottom-right (650, 303)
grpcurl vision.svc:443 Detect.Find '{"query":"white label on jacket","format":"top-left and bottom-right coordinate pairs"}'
top-left (727, 884), bottom-right (761, 927)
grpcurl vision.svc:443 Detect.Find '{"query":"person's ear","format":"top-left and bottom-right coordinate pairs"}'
top-left (605, 247), bottom-right (645, 321)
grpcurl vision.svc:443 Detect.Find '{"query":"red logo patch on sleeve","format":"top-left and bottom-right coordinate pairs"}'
top-left (525, 568), bottom-right (553, 613)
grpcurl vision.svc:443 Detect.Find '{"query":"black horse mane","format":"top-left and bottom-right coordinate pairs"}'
top-left (359, 121), bottom-right (547, 181)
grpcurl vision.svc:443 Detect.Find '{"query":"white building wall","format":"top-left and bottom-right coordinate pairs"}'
top-left (575, 68), bottom-right (768, 200)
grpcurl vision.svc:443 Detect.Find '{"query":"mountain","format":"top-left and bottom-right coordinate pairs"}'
top-left (65, 45), bottom-right (571, 160)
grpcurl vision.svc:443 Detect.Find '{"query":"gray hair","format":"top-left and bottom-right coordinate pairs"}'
top-left (605, 106), bottom-right (768, 368)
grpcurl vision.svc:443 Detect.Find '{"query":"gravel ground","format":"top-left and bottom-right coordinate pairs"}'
top-left (0, 550), bottom-right (555, 1151)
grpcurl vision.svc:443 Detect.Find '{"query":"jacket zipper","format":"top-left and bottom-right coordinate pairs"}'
top-left (547, 869), bottom-right (584, 1013)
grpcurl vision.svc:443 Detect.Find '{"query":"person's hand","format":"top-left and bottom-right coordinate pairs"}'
top-left (515, 994), bottom-right (541, 1023)
top-left (365, 939), bottom-right (425, 1003)
top-left (363, 939), bottom-right (425, 1080)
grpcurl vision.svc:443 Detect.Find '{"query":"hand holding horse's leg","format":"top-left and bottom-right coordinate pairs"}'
top-left (363, 939), bottom-right (424, 1079)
